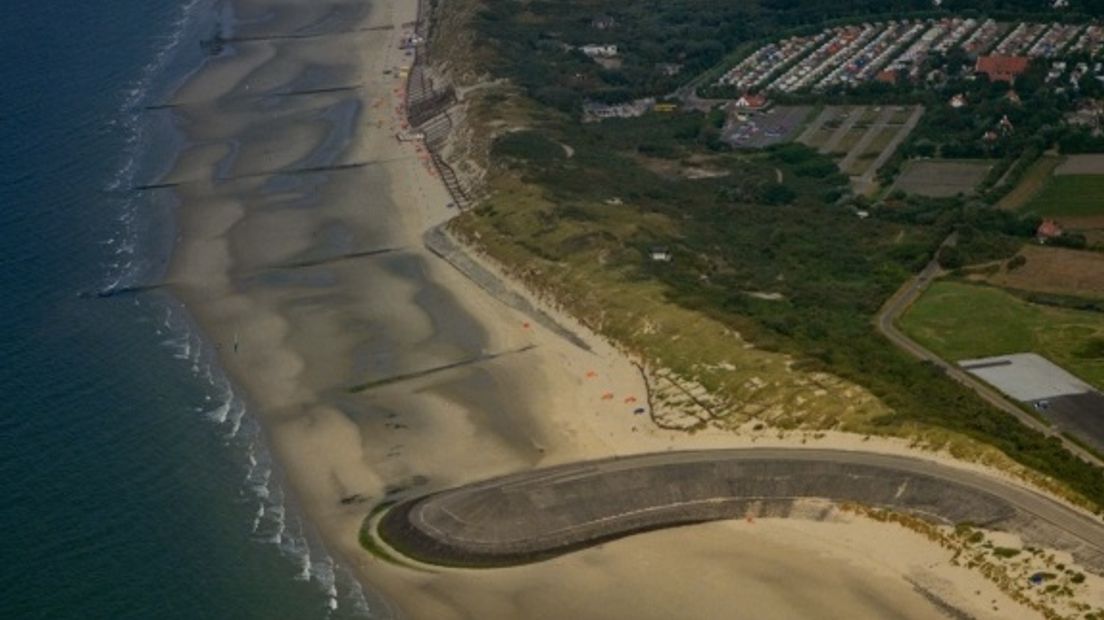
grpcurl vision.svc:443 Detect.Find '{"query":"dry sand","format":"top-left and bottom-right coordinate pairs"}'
top-left (382, 516), bottom-right (1034, 620)
top-left (161, 0), bottom-right (1096, 617)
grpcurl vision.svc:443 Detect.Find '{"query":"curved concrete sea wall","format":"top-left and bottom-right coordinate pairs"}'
top-left (378, 449), bottom-right (1104, 569)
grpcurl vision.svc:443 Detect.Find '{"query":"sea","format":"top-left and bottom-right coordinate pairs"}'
top-left (1, 0), bottom-right (378, 617)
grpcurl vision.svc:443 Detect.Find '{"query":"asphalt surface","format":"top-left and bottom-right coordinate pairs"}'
top-left (1034, 393), bottom-right (1104, 456)
top-left (873, 234), bottom-right (1104, 467)
top-left (724, 105), bottom-right (811, 149)
top-left (379, 448), bottom-right (1104, 569)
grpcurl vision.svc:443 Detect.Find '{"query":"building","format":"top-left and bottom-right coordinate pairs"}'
top-left (1036, 219), bottom-right (1064, 241)
top-left (656, 63), bottom-right (682, 77)
top-left (649, 246), bottom-right (673, 262)
top-left (582, 97), bottom-right (654, 123)
top-left (591, 15), bottom-right (616, 30)
top-left (734, 94), bottom-right (769, 111)
top-left (949, 93), bottom-right (967, 108)
top-left (975, 55), bottom-right (1030, 83)
top-left (580, 44), bottom-right (618, 58)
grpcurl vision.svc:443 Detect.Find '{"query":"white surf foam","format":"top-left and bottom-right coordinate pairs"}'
top-left (100, 0), bottom-right (213, 293)
top-left (148, 301), bottom-right (377, 616)
top-left (103, 0), bottom-right (381, 611)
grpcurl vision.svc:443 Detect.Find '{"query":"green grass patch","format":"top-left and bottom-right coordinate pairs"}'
top-left (830, 127), bottom-right (866, 157)
top-left (492, 130), bottom-right (566, 164)
top-left (899, 281), bottom-right (1104, 390)
top-left (1023, 175), bottom-right (1104, 217)
top-left (992, 546), bottom-right (1021, 558)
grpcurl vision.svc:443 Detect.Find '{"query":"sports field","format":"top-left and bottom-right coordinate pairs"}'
top-left (1023, 174), bottom-right (1104, 217)
top-left (899, 281), bottom-right (1104, 390)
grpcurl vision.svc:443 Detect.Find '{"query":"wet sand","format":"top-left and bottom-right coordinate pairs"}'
top-left (164, 0), bottom-right (1047, 617)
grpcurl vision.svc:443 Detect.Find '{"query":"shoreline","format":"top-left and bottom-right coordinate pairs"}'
top-left (158, 0), bottom-right (1103, 617)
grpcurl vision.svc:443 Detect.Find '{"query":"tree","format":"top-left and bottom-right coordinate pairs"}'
top-left (759, 183), bottom-right (796, 205)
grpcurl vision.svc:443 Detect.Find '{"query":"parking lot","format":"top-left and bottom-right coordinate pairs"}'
top-left (961, 353), bottom-right (1104, 453)
top-left (1033, 392), bottom-right (1104, 454)
top-left (724, 105), bottom-right (812, 148)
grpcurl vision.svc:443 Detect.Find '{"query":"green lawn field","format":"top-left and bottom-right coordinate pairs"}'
top-left (1023, 174), bottom-right (1104, 217)
top-left (899, 281), bottom-right (1104, 389)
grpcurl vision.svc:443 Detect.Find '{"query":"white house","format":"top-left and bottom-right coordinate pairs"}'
top-left (649, 246), bottom-right (673, 262)
top-left (580, 44), bottom-right (619, 58)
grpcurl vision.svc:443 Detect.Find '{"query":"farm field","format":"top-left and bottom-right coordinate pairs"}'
top-left (1054, 215), bottom-right (1104, 245)
top-left (899, 281), bottom-right (1104, 390)
top-left (997, 155), bottom-right (1062, 211)
top-left (1023, 174), bottom-right (1104, 217)
top-left (966, 245), bottom-right (1104, 300)
top-left (1055, 154), bottom-right (1104, 175)
top-left (893, 159), bottom-right (992, 197)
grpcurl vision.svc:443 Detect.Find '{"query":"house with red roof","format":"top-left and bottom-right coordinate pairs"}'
top-left (875, 69), bottom-right (898, 85)
top-left (1036, 219), bottom-right (1064, 242)
top-left (734, 94), bottom-right (769, 111)
top-left (975, 55), bottom-right (1030, 83)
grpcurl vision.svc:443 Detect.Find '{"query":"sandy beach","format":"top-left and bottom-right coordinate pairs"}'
top-left (161, 0), bottom-right (1101, 617)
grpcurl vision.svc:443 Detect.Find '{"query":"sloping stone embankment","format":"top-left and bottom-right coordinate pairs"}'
top-left (377, 449), bottom-right (1104, 569)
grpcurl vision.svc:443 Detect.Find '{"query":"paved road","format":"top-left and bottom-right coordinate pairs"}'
top-left (819, 107), bottom-right (861, 155)
top-left (795, 106), bottom-right (834, 145)
top-left (851, 105), bottom-right (924, 195)
top-left (379, 447), bottom-right (1104, 568)
top-left (874, 234), bottom-right (1103, 467)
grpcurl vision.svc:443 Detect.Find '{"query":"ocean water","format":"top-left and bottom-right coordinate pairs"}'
top-left (1, 1), bottom-right (376, 617)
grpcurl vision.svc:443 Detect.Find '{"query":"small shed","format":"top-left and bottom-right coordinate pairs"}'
top-left (649, 246), bottom-right (673, 262)
top-left (1036, 219), bottom-right (1064, 242)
